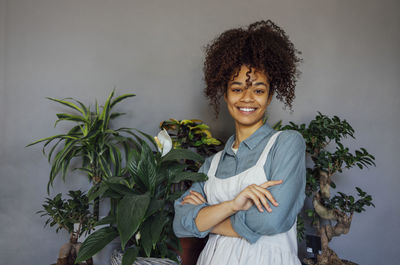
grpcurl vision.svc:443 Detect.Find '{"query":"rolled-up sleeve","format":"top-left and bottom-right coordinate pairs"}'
top-left (173, 157), bottom-right (212, 238)
top-left (230, 130), bottom-right (306, 244)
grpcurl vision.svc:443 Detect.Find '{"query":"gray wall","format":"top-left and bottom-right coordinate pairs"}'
top-left (1, 0), bottom-right (399, 264)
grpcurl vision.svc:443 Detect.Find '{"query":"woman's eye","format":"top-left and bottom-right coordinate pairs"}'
top-left (254, 89), bottom-right (265, 94)
top-left (231, 88), bottom-right (242, 93)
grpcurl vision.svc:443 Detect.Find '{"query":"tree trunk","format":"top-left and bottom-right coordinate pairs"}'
top-left (310, 169), bottom-right (355, 265)
top-left (55, 234), bottom-right (93, 265)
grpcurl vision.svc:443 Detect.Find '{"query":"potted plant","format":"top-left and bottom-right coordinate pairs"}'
top-left (37, 190), bottom-right (97, 265)
top-left (160, 119), bottom-right (222, 186)
top-left (159, 119), bottom-right (223, 265)
top-left (276, 112), bottom-right (375, 265)
top-left (27, 90), bottom-right (137, 219)
top-left (75, 129), bottom-right (208, 265)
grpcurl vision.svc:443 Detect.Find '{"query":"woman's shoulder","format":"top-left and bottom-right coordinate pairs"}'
top-left (199, 152), bottom-right (220, 173)
top-left (274, 129), bottom-right (305, 151)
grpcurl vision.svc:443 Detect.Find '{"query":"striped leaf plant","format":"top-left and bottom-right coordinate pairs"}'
top-left (27, 90), bottom-right (137, 218)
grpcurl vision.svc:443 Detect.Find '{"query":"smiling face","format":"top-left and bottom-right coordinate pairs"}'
top-left (224, 65), bottom-right (273, 130)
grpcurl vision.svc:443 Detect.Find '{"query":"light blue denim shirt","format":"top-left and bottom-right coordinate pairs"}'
top-left (173, 123), bottom-right (306, 244)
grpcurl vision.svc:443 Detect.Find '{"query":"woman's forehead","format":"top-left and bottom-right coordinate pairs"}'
top-left (230, 66), bottom-right (269, 82)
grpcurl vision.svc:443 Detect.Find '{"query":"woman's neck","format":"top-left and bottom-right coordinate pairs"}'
top-left (233, 120), bottom-right (264, 149)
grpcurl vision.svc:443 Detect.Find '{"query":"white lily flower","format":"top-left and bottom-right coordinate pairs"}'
top-left (154, 129), bottom-right (172, 157)
top-left (135, 231), bottom-right (141, 244)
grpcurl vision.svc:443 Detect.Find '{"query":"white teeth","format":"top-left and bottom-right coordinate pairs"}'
top-left (239, 108), bottom-right (256, 112)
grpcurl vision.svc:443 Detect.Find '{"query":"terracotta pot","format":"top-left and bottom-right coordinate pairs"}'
top-left (178, 237), bottom-right (207, 265)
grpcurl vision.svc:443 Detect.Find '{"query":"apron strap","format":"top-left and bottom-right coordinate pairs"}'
top-left (207, 151), bottom-right (223, 177)
top-left (255, 131), bottom-right (282, 167)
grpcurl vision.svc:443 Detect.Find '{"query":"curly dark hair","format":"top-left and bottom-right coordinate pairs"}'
top-left (203, 20), bottom-right (302, 116)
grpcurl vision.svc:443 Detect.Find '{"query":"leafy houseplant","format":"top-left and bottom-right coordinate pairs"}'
top-left (160, 119), bottom-right (222, 158)
top-left (27, 90), bottom-right (137, 219)
top-left (75, 131), bottom-right (208, 265)
top-left (160, 119), bottom-right (223, 265)
top-left (276, 113), bottom-right (375, 265)
top-left (160, 119), bottom-right (223, 191)
top-left (37, 190), bottom-right (97, 265)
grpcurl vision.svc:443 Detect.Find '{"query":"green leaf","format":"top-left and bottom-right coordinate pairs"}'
top-left (110, 112), bottom-right (126, 119)
top-left (110, 94), bottom-right (136, 108)
top-left (75, 227), bottom-right (118, 262)
top-left (96, 215), bottom-right (116, 226)
top-left (104, 182), bottom-right (133, 196)
top-left (122, 246), bottom-right (139, 265)
top-left (133, 129), bottom-right (159, 150)
top-left (46, 97), bottom-right (84, 115)
top-left (26, 134), bottom-right (76, 147)
top-left (162, 149), bottom-right (205, 163)
top-left (330, 181), bottom-right (336, 189)
top-left (98, 155), bottom-right (112, 179)
top-left (117, 193), bottom-right (151, 249)
top-left (88, 183), bottom-right (108, 201)
top-left (171, 172), bottom-right (208, 184)
top-left (56, 113), bottom-right (87, 123)
top-left (66, 98), bottom-right (88, 117)
top-left (149, 213), bottom-right (168, 247)
top-left (141, 221), bottom-right (153, 257)
top-left (141, 213), bottom-right (168, 257)
top-left (101, 90), bottom-right (115, 130)
top-left (145, 199), bottom-right (164, 219)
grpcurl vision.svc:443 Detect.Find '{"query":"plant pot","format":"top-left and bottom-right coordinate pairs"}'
top-left (110, 249), bottom-right (178, 265)
top-left (303, 257), bottom-right (359, 265)
top-left (178, 237), bottom-right (207, 265)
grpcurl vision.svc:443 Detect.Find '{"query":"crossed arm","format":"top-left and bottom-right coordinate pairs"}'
top-left (182, 180), bottom-right (283, 237)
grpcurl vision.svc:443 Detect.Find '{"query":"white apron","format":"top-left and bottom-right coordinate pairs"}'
top-left (197, 131), bottom-right (301, 265)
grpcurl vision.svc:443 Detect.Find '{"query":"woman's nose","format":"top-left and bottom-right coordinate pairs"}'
top-left (240, 89), bottom-right (254, 102)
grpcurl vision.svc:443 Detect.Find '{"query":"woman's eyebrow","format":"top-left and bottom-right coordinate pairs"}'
top-left (253, 82), bottom-right (268, 87)
top-left (231, 81), bottom-right (243, 86)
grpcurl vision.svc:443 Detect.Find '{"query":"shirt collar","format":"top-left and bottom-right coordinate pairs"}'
top-left (222, 122), bottom-right (274, 157)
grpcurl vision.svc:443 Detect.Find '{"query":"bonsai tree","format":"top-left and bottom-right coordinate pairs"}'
top-left (276, 112), bottom-right (375, 265)
top-left (75, 131), bottom-right (208, 265)
top-left (27, 90), bottom-right (137, 219)
top-left (37, 190), bottom-right (97, 265)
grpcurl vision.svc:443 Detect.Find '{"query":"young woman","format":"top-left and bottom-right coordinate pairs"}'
top-left (173, 20), bottom-right (305, 265)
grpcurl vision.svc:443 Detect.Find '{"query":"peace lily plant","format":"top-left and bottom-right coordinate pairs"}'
top-left (154, 129), bottom-right (173, 157)
top-left (75, 129), bottom-right (208, 265)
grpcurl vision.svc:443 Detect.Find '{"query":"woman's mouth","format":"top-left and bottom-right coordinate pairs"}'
top-left (237, 107), bottom-right (257, 114)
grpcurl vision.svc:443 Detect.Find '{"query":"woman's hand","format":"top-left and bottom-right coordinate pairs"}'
top-left (231, 180), bottom-right (283, 213)
top-left (181, 190), bottom-right (207, 205)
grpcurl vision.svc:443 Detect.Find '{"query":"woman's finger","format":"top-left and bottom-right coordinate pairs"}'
top-left (260, 179), bottom-right (283, 189)
top-left (246, 189), bottom-right (264, 212)
top-left (182, 194), bottom-right (203, 205)
top-left (249, 186), bottom-right (272, 212)
top-left (189, 190), bottom-right (206, 203)
top-left (253, 185), bottom-right (279, 207)
top-left (181, 197), bottom-right (201, 205)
